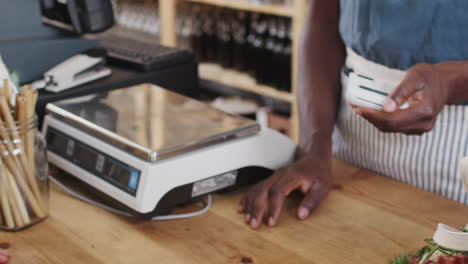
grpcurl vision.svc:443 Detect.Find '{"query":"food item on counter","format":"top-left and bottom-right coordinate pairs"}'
top-left (410, 255), bottom-right (468, 264)
top-left (391, 246), bottom-right (468, 264)
top-left (389, 224), bottom-right (468, 264)
top-left (389, 247), bottom-right (430, 264)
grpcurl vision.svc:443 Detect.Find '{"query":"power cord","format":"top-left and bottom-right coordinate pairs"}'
top-left (49, 175), bottom-right (212, 220)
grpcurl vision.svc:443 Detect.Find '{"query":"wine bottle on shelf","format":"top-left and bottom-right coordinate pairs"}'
top-left (190, 5), bottom-right (205, 61)
top-left (246, 13), bottom-right (260, 77)
top-left (232, 11), bottom-right (249, 72)
top-left (176, 5), bottom-right (192, 51)
top-left (272, 17), bottom-right (284, 91)
top-left (280, 19), bottom-right (292, 92)
top-left (270, 17), bottom-right (283, 91)
top-left (253, 15), bottom-right (269, 84)
top-left (216, 9), bottom-right (234, 68)
top-left (264, 16), bottom-right (279, 88)
top-left (201, 6), bottom-right (218, 62)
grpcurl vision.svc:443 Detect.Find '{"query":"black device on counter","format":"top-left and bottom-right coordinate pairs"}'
top-left (36, 0), bottom-right (199, 124)
top-left (98, 33), bottom-right (195, 72)
top-left (42, 0), bottom-right (115, 34)
top-left (42, 0), bottom-right (191, 73)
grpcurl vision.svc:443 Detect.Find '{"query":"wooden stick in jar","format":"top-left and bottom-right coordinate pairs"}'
top-left (2, 79), bottom-right (10, 108)
top-left (22, 86), bottom-right (34, 145)
top-left (0, 96), bottom-right (43, 213)
top-left (0, 151), bottom-right (44, 218)
top-left (0, 125), bottom-right (45, 218)
top-left (0, 184), bottom-right (14, 229)
top-left (0, 155), bottom-right (21, 228)
top-left (5, 167), bottom-right (30, 224)
top-left (0, 120), bottom-right (30, 191)
top-left (6, 181), bottom-right (24, 227)
top-left (23, 88), bottom-right (40, 209)
top-left (0, 117), bottom-right (23, 227)
top-left (29, 90), bottom-right (38, 181)
top-left (1, 166), bottom-right (25, 227)
top-left (11, 95), bottom-right (34, 181)
top-left (22, 86), bottom-right (36, 179)
top-left (14, 96), bottom-right (27, 147)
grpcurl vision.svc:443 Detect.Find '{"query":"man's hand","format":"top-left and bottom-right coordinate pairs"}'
top-left (0, 248), bottom-right (9, 263)
top-left (353, 62), bottom-right (464, 135)
top-left (238, 154), bottom-right (332, 229)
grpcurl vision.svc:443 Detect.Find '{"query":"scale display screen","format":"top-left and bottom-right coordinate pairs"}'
top-left (46, 127), bottom-right (141, 196)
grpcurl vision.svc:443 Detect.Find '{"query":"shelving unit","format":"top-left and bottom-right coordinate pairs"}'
top-left (159, 0), bottom-right (308, 141)
top-left (185, 0), bottom-right (295, 17)
top-left (198, 63), bottom-right (295, 103)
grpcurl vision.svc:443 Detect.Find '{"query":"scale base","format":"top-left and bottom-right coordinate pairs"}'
top-left (50, 164), bottom-right (272, 219)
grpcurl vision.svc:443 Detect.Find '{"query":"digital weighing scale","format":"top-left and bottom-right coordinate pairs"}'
top-left (42, 84), bottom-right (296, 216)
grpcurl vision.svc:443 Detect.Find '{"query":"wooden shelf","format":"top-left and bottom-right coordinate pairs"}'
top-left (198, 63), bottom-right (294, 103)
top-left (161, 0), bottom-right (308, 141)
top-left (184, 0), bottom-right (294, 17)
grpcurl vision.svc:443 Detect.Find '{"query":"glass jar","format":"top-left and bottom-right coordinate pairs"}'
top-left (0, 115), bottom-right (48, 231)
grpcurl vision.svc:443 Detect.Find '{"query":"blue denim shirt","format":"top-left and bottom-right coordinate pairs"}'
top-left (339, 0), bottom-right (468, 71)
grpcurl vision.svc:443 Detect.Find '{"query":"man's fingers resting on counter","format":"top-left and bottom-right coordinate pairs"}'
top-left (298, 181), bottom-right (331, 220)
top-left (239, 182), bottom-right (271, 227)
top-left (247, 190), bottom-right (270, 229)
top-left (266, 174), bottom-right (304, 227)
top-left (238, 175), bottom-right (275, 214)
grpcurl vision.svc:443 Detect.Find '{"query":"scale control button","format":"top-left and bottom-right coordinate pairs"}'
top-left (66, 140), bottom-right (75, 156)
top-left (128, 171), bottom-right (139, 190)
top-left (96, 154), bottom-right (105, 172)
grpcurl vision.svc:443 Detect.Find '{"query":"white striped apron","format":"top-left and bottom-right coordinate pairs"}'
top-left (332, 48), bottom-right (468, 205)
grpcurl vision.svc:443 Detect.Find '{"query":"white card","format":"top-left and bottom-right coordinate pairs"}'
top-left (346, 72), bottom-right (409, 111)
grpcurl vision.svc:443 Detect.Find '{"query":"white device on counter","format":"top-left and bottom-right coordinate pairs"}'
top-left (346, 71), bottom-right (410, 111)
top-left (42, 84), bottom-right (296, 217)
top-left (34, 54), bottom-right (111, 93)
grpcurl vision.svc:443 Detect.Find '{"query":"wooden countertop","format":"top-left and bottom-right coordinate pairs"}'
top-left (1, 160), bottom-right (467, 263)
